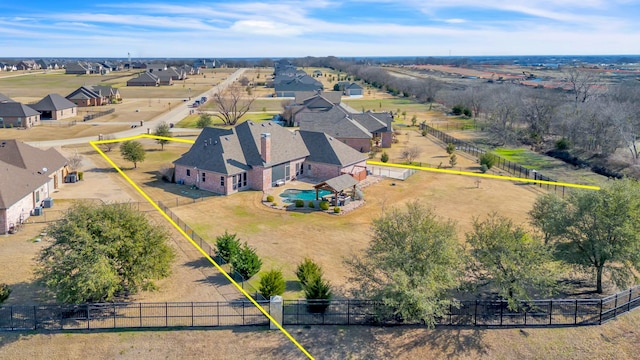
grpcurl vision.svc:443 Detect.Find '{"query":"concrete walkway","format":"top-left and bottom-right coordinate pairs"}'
top-left (26, 68), bottom-right (246, 148)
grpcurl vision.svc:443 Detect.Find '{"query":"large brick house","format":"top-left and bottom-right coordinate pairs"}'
top-left (0, 140), bottom-right (68, 234)
top-left (0, 101), bottom-right (41, 128)
top-left (173, 121), bottom-right (367, 195)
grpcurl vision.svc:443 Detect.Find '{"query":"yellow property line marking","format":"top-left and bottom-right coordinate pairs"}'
top-left (367, 161), bottom-right (601, 191)
top-left (90, 134), bottom-right (314, 360)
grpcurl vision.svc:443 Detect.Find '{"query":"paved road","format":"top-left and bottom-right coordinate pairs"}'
top-left (26, 68), bottom-right (246, 148)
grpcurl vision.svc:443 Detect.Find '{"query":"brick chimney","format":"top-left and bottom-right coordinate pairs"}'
top-left (260, 133), bottom-right (271, 164)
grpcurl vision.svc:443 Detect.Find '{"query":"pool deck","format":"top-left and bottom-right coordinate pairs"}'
top-left (264, 175), bottom-right (384, 215)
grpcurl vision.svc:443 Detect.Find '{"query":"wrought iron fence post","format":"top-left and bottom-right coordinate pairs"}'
top-left (191, 302), bottom-right (194, 327)
top-left (113, 303), bottom-right (116, 328)
top-left (33, 306), bottom-right (37, 330)
top-left (139, 303), bottom-right (142, 327)
top-left (549, 301), bottom-right (553, 325)
top-left (499, 301), bottom-right (503, 326)
top-left (628, 288), bottom-right (633, 312)
top-left (165, 302), bottom-right (168, 327)
top-left (87, 304), bottom-right (91, 329)
top-left (347, 300), bottom-right (351, 325)
top-left (574, 300), bottom-right (578, 324)
top-left (474, 300), bottom-right (478, 326)
top-left (599, 299), bottom-right (604, 324)
top-left (614, 293), bottom-right (619, 318)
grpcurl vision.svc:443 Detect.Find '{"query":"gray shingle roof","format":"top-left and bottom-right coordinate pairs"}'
top-left (298, 107), bottom-right (372, 139)
top-left (350, 112), bottom-right (392, 133)
top-left (298, 131), bottom-right (367, 166)
top-left (66, 86), bottom-right (101, 100)
top-left (0, 93), bottom-right (14, 103)
top-left (0, 140), bottom-right (67, 209)
top-left (0, 102), bottom-right (40, 117)
top-left (30, 94), bottom-right (77, 111)
top-left (316, 173), bottom-right (359, 192)
top-left (173, 121), bottom-right (310, 175)
top-left (127, 72), bottom-right (159, 85)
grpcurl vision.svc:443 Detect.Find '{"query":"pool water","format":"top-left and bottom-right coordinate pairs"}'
top-left (280, 189), bottom-right (331, 203)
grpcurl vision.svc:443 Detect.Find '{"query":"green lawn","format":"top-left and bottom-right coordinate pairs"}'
top-left (343, 98), bottom-right (431, 114)
top-left (493, 148), bottom-right (558, 170)
top-left (176, 112), bottom-right (276, 128)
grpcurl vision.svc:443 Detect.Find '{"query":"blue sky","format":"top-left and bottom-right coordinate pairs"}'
top-left (1, 0), bottom-right (638, 58)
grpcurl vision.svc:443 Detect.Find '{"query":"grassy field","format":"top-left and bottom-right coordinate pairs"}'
top-left (493, 147), bottom-right (559, 170)
top-left (175, 112), bottom-right (276, 128)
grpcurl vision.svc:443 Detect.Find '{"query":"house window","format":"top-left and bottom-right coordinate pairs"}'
top-left (295, 163), bottom-right (300, 176)
top-left (232, 175), bottom-right (238, 190)
top-left (0, 117), bottom-right (3, 127)
top-left (35, 191), bottom-right (40, 203)
top-left (186, 169), bottom-right (191, 177)
top-left (242, 172), bottom-right (247, 187)
top-left (201, 172), bottom-right (206, 183)
top-left (220, 176), bottom-right (225, 186)
top-left (308, 164), bottom-right (311, 170)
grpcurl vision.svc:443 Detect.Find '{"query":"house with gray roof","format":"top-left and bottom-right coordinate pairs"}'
top-left (0, 140), bottom-right (69, 234)
top-left (173, 121), bottom-right (367, 195)
top-left (344, 83), bottom-right (364, 97)
top-left (127, 72), bottom-right (160, 87)
top-left (65, 62), bottom-right (91, 75)
top-left (298, 107), bottom-right (393, 152)
top-left (0, 102), bottom-right (41, 128)
top-left (30, 94), bottom-right (78, 120)
top-left (66, 86), bottom-right (107, 107)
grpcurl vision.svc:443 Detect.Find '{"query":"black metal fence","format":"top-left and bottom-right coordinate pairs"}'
top-left (0, 301), bottom-right (269, 331)
top-left (82, 108), bottom-right (115, 121)
top-left (2, 285), bottom-right (639, 332)
top-left (283, 285), bottom-right (640, 327)
top-left (156, 201), bottom-right (266, 301)
top-left (421, 124), bottom-right (566, 196)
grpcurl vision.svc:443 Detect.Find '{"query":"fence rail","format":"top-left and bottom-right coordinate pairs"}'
top-left (3, 284), bottom-right (640, 332)
top-left (82, 108), bottom-right (115, 121)
top-left (420, 124), bottom-right (566, 196)
top-left (0, 301), bottom-right (269, 331)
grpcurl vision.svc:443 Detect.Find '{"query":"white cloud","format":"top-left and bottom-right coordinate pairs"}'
top-left (443, 18), bottom-right (466, 24)
top-left (229, 20), bottom-right (304, 36)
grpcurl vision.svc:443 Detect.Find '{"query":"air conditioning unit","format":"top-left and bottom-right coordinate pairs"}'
top-left (43, 198), bottom-right (54, 208)
top-left (32, 207), bottom-right (43, 216)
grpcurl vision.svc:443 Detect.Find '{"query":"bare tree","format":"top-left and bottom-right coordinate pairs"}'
top-left (67, 151), bottom-right (83, 171)
top-left (211, 84), bottom-right (256, 126)
top-left (519, 91), bottom-right (558, 148)
top-left (563, 67), bottom-right (600, 107)
top-left (101, 134), bottom-right (116, 152)
top-left (401, 145), bottom-right (422, 164)
top-left (486, 86), bottom-right (522, 146)
top-left (280, 99), bottom-right (295, 126)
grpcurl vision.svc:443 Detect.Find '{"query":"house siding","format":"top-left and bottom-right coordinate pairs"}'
top-left (0, 114), bottom-right (40, 129)
top-left (304, 161), bottom-right (342, 180)
top-left (1, 183), bottom-right (48, 234)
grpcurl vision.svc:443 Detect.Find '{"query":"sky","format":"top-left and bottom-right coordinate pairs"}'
top-left (1, 0), bottom-right (639, 58)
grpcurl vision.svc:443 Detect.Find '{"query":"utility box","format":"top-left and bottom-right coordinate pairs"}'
top-left (43, 198), bottom-right (54, 208)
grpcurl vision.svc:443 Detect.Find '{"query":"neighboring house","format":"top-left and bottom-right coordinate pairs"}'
top-left (29, 94), bottom-right (78, 120)
top-left (274, 76), bottom-right (323, 97)
top-left (173, 121), bottom-right (367, 195)
top-left (298, 107), bottom-right (393, 152)
top-left (288, 92), bottom-right (343, 126)
top-left (65, 62), bottom-right (91, 75)
top-left (16, 60), bottom-right (39, 71)
top-left (0, 102), bottom-right (41, 128)
top-left (0, 140), bottom-right (68, 234)
top-left (127, 72), bottom-right (160, 86)
top-left (344, 83), bottom-right (364, 97)
top-left (66, 86), bottom-right (108, 106)
top-left (91, 85), bottom-right (121, 102)
top-left (194, 59), bottom-right (216, 69)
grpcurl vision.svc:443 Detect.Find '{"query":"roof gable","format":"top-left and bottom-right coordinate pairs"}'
top-left (298, 131), bottom-right (367, 166)
top-left (31, 94), bottom-right (77, 111)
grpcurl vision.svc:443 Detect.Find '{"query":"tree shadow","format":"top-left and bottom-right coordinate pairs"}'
top-left (397, 325), bottom-right (488, 358)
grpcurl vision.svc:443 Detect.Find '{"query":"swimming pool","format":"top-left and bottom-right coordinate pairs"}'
top-left (280, 189), bottom-right (331, 203)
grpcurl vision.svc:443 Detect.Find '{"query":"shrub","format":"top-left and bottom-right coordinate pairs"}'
top-left (319, 201), bottom-right (330, 210)
top-left (308, 201), bottom-right (315, 208)
top-left (196, 113), bottom-right (212, 128)
top-left (446, 143), bottom-right (456, 155)
top-left (480, 164), bottom-right (489, 173)
top-left (421, 129), bottom-right (427, 137)
top-left (555, 137), bottom-right (570, 150)
top-left (295, 199), bottom-right (304, 207)
top-left (266, 195), bottom-right (274, 202)
top-left (449, 154), bottom-right (457, 168)
top-left (380, 152), bottom-right (389, 163)
top-left (479, 153), bottom-right (497, 170)
top-left (304, 276), bottom-right (333, 313)
top-left (0, 283), bottom-right (11, 303)
top-left (231, 243), bottom-right (262, 280)
top-left (296, 258), bottom-right (323, 288)
top-left (77, 172), bottom-right (84, 181)
top-left (259, 269), bottom-right (286, 298)
top-left (216, 231), bottom-right (241, 263)
top-left (272, 202), bottom-right (278, 207)
top-left (334, 206), bottom-right (341, 214)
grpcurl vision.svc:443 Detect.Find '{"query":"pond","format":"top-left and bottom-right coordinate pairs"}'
top-left (280, 189), bottom-right (331, 203)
